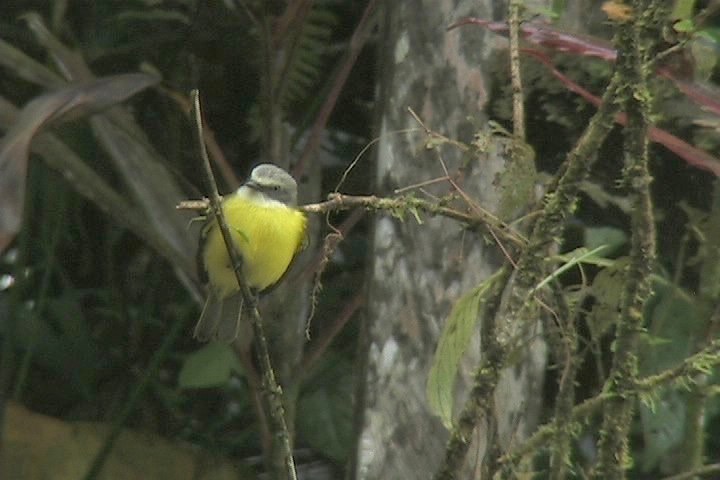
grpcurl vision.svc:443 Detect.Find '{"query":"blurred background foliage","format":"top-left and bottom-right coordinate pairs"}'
top-left (0, 0), bottom-right (720, 478)
top-left (0, 0), bottom-right (372, 478)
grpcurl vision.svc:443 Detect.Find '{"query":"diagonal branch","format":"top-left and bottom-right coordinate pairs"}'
top-left (191, 90), bottom-right (297, 480)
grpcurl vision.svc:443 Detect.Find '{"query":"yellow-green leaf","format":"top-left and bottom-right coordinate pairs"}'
top-left (427, 268), bottom-right (505, 428)
top-left (178, 343), bottom-right (242, 389)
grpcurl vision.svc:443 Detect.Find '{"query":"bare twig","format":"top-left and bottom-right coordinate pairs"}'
top-left (508, 0), bottom-right (525, 140)
top-left (157, 86), bottom-right (240, 188)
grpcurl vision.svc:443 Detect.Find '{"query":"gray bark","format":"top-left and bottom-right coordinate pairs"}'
top-left (354, 1), bottom-right (547, 478)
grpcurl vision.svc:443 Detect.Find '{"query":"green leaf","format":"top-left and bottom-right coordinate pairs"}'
top-left (637, 280), bottom-right (703, 471)
top-left (674, 19), bottom-right (695, 33)
top-left (584, 226), bottom-right (627, 256)
top-left (587, 257), bottom-right (628, 338)
top-left (641, 282), bottom-right (703, 377)
top-left (640, 389), bottom-right (687, 471)
top-left (530, 6), bottom-right (561, 20)
top-left (178, 343), bottom-right (242, 389)
top-left (427, 268), bottom-right (505, 428)
top-left (691, 38), bottom-right (718, 81)
top-left (536, 245), bottom-right (612, 293)
top-left (672, 0), bottom-right (696, 21)
top-left (297, 377), bottom-right (353, 462)
top-left (494, 138), bottom-right (537, 221)
top-left (697, 27), bottom-right (720, 43)
top-left (278, 5), bottom-right (337, 109)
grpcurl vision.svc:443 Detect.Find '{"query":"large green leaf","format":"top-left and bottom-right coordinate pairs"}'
top-left (427, 268), bottom-right (505, 428)
top-left (639, 281), bottom-right (703, 471)
top-left (297, 379), bottom-right (353, 463)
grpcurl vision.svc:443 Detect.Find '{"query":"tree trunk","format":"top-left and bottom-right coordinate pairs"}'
top-left (354, 1), bottom-right (547, 478)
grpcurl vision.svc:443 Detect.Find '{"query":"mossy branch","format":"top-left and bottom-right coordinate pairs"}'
top-left (191, 90), bottom-right (297, 480)
top-left (179, 192), bottom-right (528, 250)
top-left (592, 2), bottom-right (663, 477)
top-left (547, 287), bottom-right (577, 480)
top-left (499, 338), bottom-right (720, 469)
top-left (434, 7), bottom-right (633, 474)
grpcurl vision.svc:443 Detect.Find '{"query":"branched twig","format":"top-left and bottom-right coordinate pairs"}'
top-left (191, 90), bottom-right (297, 480)
top-left (178, 193), bottom-right (527, 249)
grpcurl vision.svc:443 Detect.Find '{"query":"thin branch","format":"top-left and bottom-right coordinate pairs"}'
top-left (272, 0), bottom-right (315, 48)
top-left (522, 48), bottom-right (720, 177)
top-left (299, 207), bottom-right (364, 347)
top-left (508, 0), bottom-right (525, 140)
top-left (306, 194), bottom-right (525, 246)
top-left (301, 292), bottom-right (364, 372)
top-left (158, 86), bottom-right (240, 188)
top-left (191, 90), bottom-right (297, 480)
top-left (547, 287), bottom-right (577, 480)
top-left (636, 339), bottom-right (720, 391)
top-left (661, 463), bottom-right (720, 480)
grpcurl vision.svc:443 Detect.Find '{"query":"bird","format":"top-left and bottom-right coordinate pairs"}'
top-left (194, 163), bottom-right (307, 343)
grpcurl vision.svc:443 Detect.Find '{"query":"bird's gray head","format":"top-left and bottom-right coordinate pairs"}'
top-left (242, 163), bottom-right (298, 206)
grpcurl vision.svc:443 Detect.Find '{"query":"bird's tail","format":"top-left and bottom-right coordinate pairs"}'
top-left (194, 291), bottom-right (250, 344)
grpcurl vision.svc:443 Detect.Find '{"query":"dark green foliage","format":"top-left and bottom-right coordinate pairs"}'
top-left (0, 0), bottom-right (371, 477)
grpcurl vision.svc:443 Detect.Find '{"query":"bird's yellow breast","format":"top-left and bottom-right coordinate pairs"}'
top-left (202, 194), bottom-right (306, 297)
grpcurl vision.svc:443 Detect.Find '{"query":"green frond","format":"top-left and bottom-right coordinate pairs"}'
top-left (279, 4), bottom-right (338, 109)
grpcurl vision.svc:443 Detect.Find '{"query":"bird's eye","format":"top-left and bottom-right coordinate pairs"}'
top-left (272, 185), bottom-right (280, 190)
